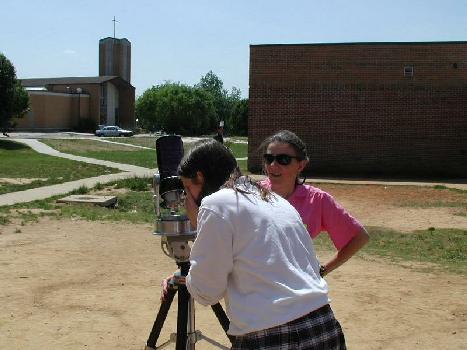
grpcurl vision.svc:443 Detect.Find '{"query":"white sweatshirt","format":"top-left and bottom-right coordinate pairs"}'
top-left (185, 185), bottom-right (329, 335)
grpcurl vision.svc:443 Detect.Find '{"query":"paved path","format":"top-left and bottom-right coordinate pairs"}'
top-left (0, 137), bottom-right (250, 207)
top-left (1, 137), bottom-right (465, 207)
top-left (0, 139), bottom-right (154, 207)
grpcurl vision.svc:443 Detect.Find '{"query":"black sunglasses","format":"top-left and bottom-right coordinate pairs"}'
top-left (263, 153), bottom-right (300, 166)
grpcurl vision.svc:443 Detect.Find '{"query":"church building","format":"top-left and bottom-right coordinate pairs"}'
top-left (16, 37), bottom-right (135, 131)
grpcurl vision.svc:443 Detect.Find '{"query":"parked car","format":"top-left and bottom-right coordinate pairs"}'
top-left (95, 126), bottom-right (134, 137)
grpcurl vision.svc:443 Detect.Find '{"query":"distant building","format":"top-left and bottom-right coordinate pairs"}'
top-left (99, 37), bottom-right (131, 83)
top-left (16, 37), bottom-right (135, 131)
top-left (248, 41), bottom-right (467, 178)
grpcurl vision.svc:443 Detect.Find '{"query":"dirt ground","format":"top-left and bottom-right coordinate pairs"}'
top-left (1, 184), bottom-right (466, 349)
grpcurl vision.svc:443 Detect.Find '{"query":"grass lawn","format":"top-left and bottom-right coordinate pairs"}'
top-left (6, 136), bottom-right (464, 274)
top-left (43, 139), bottom-right (157, 169)
top-left (225, 140), bottom-right (248, 158)
top-left (0, 139), bottom-right (119, 195)
top-left (103, 136), bottom-right (156, 148)
top-left (2, 177), bottom-right (465, 275)
top-left (397, 186), bottom-right (467, 216)
top-left (92, 136), bottom-right (248, 150)
top-left (43, 138), bottom-right (249, 172)
top-left (314, 226), bottom-right (467, 274)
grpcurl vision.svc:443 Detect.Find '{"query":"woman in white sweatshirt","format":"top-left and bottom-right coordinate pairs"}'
top-left (165, 139), bottom-right (346, 349)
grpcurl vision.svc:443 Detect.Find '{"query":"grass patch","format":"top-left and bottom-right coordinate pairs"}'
top-left (228, 136), bottom-right (248, 143)
top-left (42, 138), bottom-right (248, 171)
top-left (399, 198), bottom-right (467, 210)
top-left (0, 177), bottom-right (155, 225)
top-left (73, 150), bottom-right (156, 168)
top-left (400, 200), bottom-right (467, 209)
top-left (42, 138), bottom-right (157, 168)
top-left (2, 175), bottom-right (465, 276)
top-left (313, 226), bottom-right (467, 274)
top-left (43, 139), bottom-right (136, 152)
top-left (71, 185), bottom-right (90, 195)
top-left (58, 190), bottom-right (155, 224)
top-left (237, 159), bottom-right (248, 174)
top-left (0, 139), bottom-right (118, 194)
top-left (183, 140), bottom-right (248, 172)
top-left (113, 177), bottom-right (152, 191)
top-left (225, 142), bottom-right (248, 158)
top-left (0, 215), bottom-right (10, 225)
top-left (105, 137), bottom-right (156, 148)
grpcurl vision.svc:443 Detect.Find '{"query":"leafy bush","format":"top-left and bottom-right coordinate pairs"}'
top-left (136, 82), bottom-right (216, 135)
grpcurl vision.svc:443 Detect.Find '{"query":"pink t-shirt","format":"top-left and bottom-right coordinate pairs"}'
top-left (260, 179), bottom-right (363, 250)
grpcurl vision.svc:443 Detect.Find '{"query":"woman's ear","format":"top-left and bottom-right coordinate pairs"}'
top-left (297, 159), bottom-right (309, 173)
top-left (195, 171), bottom-right (205, 185)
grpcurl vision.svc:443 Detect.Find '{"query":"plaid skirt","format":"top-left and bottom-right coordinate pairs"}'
top-left (231, 304), bottom-right (346, 350)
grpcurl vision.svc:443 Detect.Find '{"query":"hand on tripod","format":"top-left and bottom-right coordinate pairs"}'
top-left (160, 272), bottom-right (186, 302)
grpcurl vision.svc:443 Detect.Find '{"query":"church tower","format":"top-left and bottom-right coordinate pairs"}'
top-left (99, 37), bottom-right (131, 82)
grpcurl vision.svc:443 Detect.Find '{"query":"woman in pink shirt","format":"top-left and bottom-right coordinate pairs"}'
top-left (260, 130), bottom-right (369, 277)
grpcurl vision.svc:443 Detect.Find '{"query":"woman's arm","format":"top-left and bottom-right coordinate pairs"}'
top-left (321, 228), bottom-right (369, 276)
top-left (185, 208), bottom-right (234, 305)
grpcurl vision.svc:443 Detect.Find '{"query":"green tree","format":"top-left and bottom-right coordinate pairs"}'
top-left (228, 98), bottom-right (248, 136)
top-left (196, 71), bottom-right (248, 136)
top-left (136, 82), bottom-right (216, 135)
top-left (196, 71), bottom-right (230, 124)
top-left (0, 53), bottom-right (29, 132)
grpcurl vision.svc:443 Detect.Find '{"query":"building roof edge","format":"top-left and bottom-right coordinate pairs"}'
top-left (250, 40), bottom-right (467, 48)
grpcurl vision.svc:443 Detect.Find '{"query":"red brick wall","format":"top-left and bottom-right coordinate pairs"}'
top-left (248, 42), bottom-right (467, 178)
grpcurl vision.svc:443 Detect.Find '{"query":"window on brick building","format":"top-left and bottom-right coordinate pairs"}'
top-left (404, 66), bottom-right (414, 77)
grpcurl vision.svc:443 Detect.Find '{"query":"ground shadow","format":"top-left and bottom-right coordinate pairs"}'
top-left (0, 139), bottom-right (29, 151)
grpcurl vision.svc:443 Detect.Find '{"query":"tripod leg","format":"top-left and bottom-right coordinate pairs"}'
top-left (146, 287), bottom-right (177, 350)
top-left (176, 284), bottom-right (190, 350)
top-left (174, 262), bottom-right (191, 350)
top-left (211, 303), bottom-right (235, 344)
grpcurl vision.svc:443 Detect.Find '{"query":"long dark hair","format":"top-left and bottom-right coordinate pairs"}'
top-left (178, 139), bottom-right (271, 202)
top-left (259, 130), bottom-right (309, 184)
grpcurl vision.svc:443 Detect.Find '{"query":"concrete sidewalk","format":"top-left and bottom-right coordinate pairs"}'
top-left (0, 139), bottom-right (154, 207)
top-left (1, 138), bottom-right (465, 207)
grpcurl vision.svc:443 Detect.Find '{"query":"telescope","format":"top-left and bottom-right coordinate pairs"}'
top-left (152, 135), bottom-right (196, 262)
top-left (145, 135), bottom-right (231, 350)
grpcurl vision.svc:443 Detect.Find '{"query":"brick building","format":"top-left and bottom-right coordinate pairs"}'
top-left (248, 42), bottom-right (467, 178)
top-left (16, 37), bottom-right (135, 131)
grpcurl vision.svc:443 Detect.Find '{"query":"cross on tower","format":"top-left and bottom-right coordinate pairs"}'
top-left (112, 16), bottom-right (119, 38)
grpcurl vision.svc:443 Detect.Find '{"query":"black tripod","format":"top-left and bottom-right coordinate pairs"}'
top-left (145, 261), bottom-right (232, 350)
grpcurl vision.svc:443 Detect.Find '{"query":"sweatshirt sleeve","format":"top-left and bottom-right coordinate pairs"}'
top-left (185, 207), bottom-right (234, 306)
